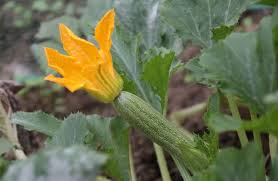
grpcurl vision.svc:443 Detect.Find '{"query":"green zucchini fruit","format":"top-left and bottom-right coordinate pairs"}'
top-left (113, 91), bottom-right (209, 173)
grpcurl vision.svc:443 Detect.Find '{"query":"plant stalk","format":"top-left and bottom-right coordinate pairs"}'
top-left (154, 143), bottom-right (172, 181)
top-left (153, 91), bottom-right (172, 181)
top-left (226, 95), bottom-right (248, 147)
top-left (249, 108), bottom-right (262, 150)
top-left (170, 102), bottom-right (207, 124)
top-left (269, 135), bottom-right (278, 158)
top-left (129, 139), bottom-right (137, 181)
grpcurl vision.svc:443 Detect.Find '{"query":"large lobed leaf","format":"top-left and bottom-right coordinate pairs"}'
top-left (244, 107), bottom-right (278, 136)
top-left (258, 0), bottom-right (278, 6)
top-left (161, 0), bottom-right (252, 48)
top-left (112, 28), bottom-right (175, 111)
top-left (193, 143), bottom-right (265, 181)
top-left (11, 112), bottom-right (131, 181)
top-left (11, 111), bottom-right (61, 136)
top-left (206, 107), bottom-right (278, 136)
top-left (35, 16), bottom-right (80, 42)
top-left (2, 146), bottom-right (107, 181)
top-left (81, 0), bottom-right (175, 51)
top-left (142, 48), bottom-right (175, 110)
top-left (212, 143), bottom-right (264, 181)
top-left (49, 113), bottom-right (89, 146)
top-left (80, 0), bottom-right (113, 35)
top-left (186, 16), bottom-right (277, 112)
top-left (86, 115), bottom-right (131, 181)
top-left (115, 0), bottom-right (162, 49)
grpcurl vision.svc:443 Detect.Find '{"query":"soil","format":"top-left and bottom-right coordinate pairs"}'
top-left (0, 1), bottom-right (272, 180)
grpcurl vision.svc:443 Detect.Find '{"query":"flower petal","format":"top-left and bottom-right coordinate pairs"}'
top-left (44, 47), bottom-right (79, 76)
top-left (45, 75), bottom-right (84, 92)
top-left (59, 24), bottom-right (100, 65)
top-left (95, 9), bottom-right (115, 52)
top-left (81, 65), bottom-right (107, 91)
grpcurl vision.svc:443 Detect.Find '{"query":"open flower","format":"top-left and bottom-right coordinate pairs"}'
top-left (44, 9), bottom-right (123, 103)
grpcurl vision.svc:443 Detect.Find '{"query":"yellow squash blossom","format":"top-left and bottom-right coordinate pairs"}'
top-left (44, 9), bottom-right (123, 103)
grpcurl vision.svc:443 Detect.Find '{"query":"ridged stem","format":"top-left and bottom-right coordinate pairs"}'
top-left (153, 143), bottom-right (172, 181)
top-left (249, 108), bottom-right (262, 150)
top-left (129, 139), bottom-right (137, 181)
top-left (170, 102), bottom-right (207, 124)
top-left (269, 135), bottom-right (278, 158)
top-left (226, 95), bottom-right (248, 147)
top-left (154, 89), bottom-right (172, 181)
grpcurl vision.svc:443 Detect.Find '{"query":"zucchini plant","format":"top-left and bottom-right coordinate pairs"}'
top-left (0, 0), bottom-right (277, 181)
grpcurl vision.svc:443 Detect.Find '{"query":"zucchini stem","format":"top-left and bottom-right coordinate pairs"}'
top-left (129, 138), bottom-right (137, 181)
top-left (154, 143), bottom-right (172, 181)
top-left (169, 102), bottom-right (207, 124)
top-left (226, 95), bottom-right (248, 147)
top-left (249, 108), bottom-right (262, 151)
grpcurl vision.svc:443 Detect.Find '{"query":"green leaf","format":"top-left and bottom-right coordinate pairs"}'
top-left (212, 25), bottom-right (235, 41)
top-left (205, 106), bottom-right (278, 135)
top-left (80, 0), bottom-right (113, 35)
top-left (206, 113), bottom-right (242, 133)
top-left (86, 116), bottom-right (131, 181)
top-left (13, 74), bottom-right (44, 87)
top-left (35, 15), bottom-right (80, 42)
top-left (258, 0), bottom-right (278, 6)
top-left (187, 16), bottom-right (277, 112)
top-left (204, 91), bottom-right (222, 123)
top-left (49, 113), bottom-right (89, 146)
top-left (115, 0), bottom-right (162, 49)
top-left (17, 111), bottom-right (131, 181)
top-left (142, 48), bottom-right (175, 109)
top-left (243, 107), bottom-right (278, 136)
top-left (219, 143), bottom-right (264, 180)
top-left (214, 143), bottom-right (264, 181)
top-left (112, 29), bottom-right (177, 111)
top-left (185, 58), bottom-right (213, 86)
top-left (112, 28), bottom-right (141, 93)
top-left (11, 111), bottom-right (61, 136)
top-left (81, 0), bottom-right (168, 50)
top-left (112, 27), bottom-right (161, 111)
top-left (0, 138), bottom-right (13, 155)
top-left (161, 0), bottom-right (252, 48)
top-left (194, 143), bottom-right (264, 181)
top-left (3, 146), bottom-right (107, 181)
